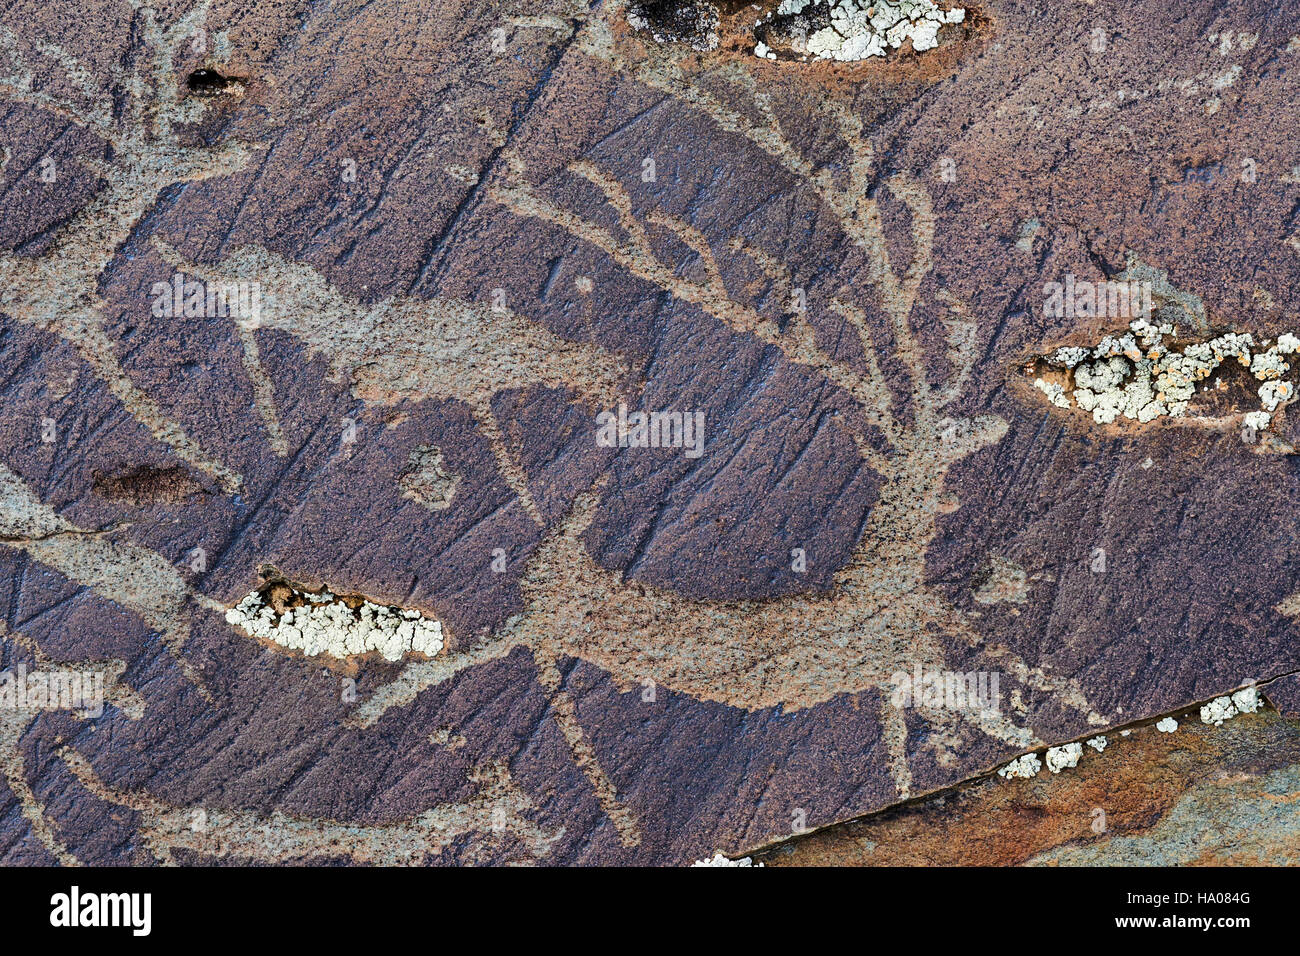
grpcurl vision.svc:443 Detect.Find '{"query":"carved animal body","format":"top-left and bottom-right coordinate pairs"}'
top-left (0, 1), bottom-right (1110, 858)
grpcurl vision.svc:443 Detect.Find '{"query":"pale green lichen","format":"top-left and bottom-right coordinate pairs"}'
top-left (691, 851), bottom-right (761, 866)
top-left (1034, 319), bottom-right (1300, 430)
top-left (1200, 686), bottom-right (1262, 726)
top-left (1033, 378), bottom-right (1071, 409)
top-left (1001, 733), bottom-right (1112, 783)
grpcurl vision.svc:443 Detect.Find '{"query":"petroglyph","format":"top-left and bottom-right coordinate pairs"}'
top-left (59, 748), bottom-right (563, 865)
top-left (0, 462), bottom-right (220, 697)
top-left (1277, 590), bottom-right (1300, 619)
top-left (0, 622), bottom-right (143, 865)
top-left (233, 321), bottom-right (290, 458)
top-left (973, 556), bottom-right (1029, 606)
top-left (0, 1), bottom-right (256, 491)
top-left (0, 0), bottom-right (1125, 860)
top-left (155, 241), bottom-right (631, 526)
top-left (358, 33), bottom-right (1109, 804)
top-left (152, 230), bottom-right (646, 844)
top-left (345, 628), bottom-right (642, 848)
top-left (399, 445), bottom-right (460, 511)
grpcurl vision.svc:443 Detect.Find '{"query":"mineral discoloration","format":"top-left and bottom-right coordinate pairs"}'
top-left (756, 708), bottom-right (1300, 867)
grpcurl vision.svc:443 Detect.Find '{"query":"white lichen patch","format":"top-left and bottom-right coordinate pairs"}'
top-left (1045, 742), bottom-right (1083, 773)
top-left (1200, 696), bottom-right (1236, 726)
top-left (1032, 319), bottom-right (1300, 430)
top-left (1033, 378), bottom-right (1071, 409)
top-left (225, 586), bottom-right (444, 662)
top-left (691, 851), bottom-right (761, 866)
top-left (757, 0), bottom-right (965, 62)
top-left (997, 753), bottom-right (1042, 779)
top-left (1086, 735), bottom-right (1107, 752)
top-left (1199, 687), bottom-right (1261, 726)
top-left (1233, 686), bottom-right (1261, 715)
top-left (1156, 716), bottom-right (1178, 733)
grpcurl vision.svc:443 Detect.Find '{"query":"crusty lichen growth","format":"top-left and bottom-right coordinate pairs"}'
top-left (1200, 687), bottom-right (1261, 726)
top-left (226, 585), bottom-right (444, 663)
top-left (756, 0), bottom-right (965, 62)
top-left (1032, 319), bottom-right (1299, 430)
top-left (1045, 742), bottom-right (1082, 773)
top-left (997, 752), bottom-right (1042, 779)
top-left (691, 851), bottom-right (762, 866)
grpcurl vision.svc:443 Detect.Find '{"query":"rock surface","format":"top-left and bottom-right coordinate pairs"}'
top-left (2, 0), bottom-right (1300, 865)
top-left (756, 703), bottom-right (1300, 866)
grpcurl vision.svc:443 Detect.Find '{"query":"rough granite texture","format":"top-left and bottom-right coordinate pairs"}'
top-left (3, 0), bottom-right (1300, 865)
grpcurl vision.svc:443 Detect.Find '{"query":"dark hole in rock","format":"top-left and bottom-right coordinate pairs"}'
top-left (756, 3), bottom-right (831, 57)
top-left (92, 465), bottom-right (206, 505)
top-left (186, 68), bottom-right (239, 96)
top-left (627, 0), bottom-right (720, 51)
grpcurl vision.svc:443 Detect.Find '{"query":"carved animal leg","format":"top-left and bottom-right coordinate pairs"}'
top-left (469, 399), bottom-right (543, 526)
top-left (346, 636), bottom-right (521, 729)
top-left (532, 647), bottom-right (641, 847)
top-left (878, 692), bottom-right (914, 799)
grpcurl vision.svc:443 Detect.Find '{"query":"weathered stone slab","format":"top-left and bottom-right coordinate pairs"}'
top-left (756, 706), bottom-right (1300, 867)
top-left (2, 0), bottom-right (1300, 865)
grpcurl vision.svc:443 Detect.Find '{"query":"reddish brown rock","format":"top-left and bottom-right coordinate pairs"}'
top-left (2, 0), bottom-right (1300, 866)
top-left (756, 707), bottom-right (1300, 867)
